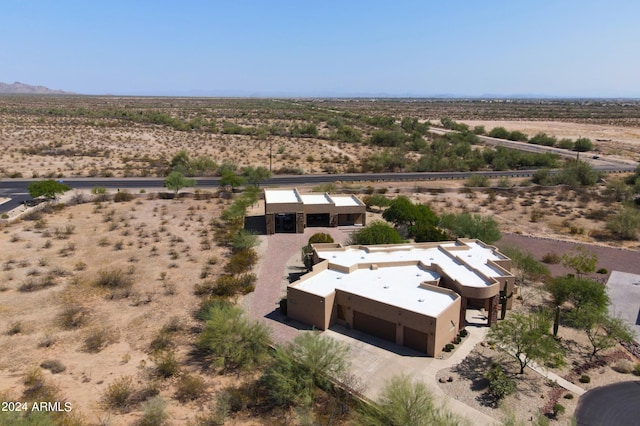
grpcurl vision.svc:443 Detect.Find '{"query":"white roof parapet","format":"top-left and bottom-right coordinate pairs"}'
top-left (328, 194), bottom-right (364, 207)
top-left (264, 188), bottom-right (303, 204)
top-left (300, 193), bottom-right (333, 205)
top-left (294, 263), bottom-right (457, 317)
top-left (314, 242), bottom-right (510, 287)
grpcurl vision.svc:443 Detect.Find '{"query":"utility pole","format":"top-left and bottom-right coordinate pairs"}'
top-left (269, 139), bottom-right (273, 172)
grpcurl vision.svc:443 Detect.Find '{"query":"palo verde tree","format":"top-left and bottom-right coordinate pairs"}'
top-left (164, 171), bottom-right (196, 195)
top-left (242, 165), bottom-right (272, 187)
top-left (219, 170), bottom-right (244, 191)
top-left (561, 244), bottom-right (597, 278)
top-left (487, 311), bottom-right (564, 374)
top-left (544, 275), bottom-right (609, 336)
top-left (27, 180), bottom-right (71, 199)
top-left (499, 246), bottom-right (549, 305)
top-left (567, 305), bottom-right (634, 359)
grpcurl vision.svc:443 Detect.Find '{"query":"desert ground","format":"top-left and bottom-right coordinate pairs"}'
top-left (1, 97), bottom-right (640, 425)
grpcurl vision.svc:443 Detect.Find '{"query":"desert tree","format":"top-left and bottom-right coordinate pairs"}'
top-left (219, 170), bottom-right (244, 191)
top-left (500, 245), bottom-right (549, 304)
top-left (561, 244), bottom-right (597, 278)
top-left (567, 305), bottom-right (634, 359)
top-left (242, 165), bottom-right (272, 187)
top-left (27, 180), bottom-right (71, 199)
top-left (169, 150), bottom-right (191, 174)
top-left (487, 311), bottom-right (564, 374)
top-left (544, 275), bottom-right (609, 336)
top-left (164, 171), bottom-right (196, 195)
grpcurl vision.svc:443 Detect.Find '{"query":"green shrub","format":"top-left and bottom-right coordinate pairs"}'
top-left (175, 374), bottom-right (206, 402)
top-left (486, 363), bottom-right (516, 404)
top-left (552, 403), bottom-right (565, 418)
top-left (224, 249), bottom-right (257, 274)
top-left (230, 229), bottom-right (259, 252)
top-left (197, 303), bottom-right (271, 372)
top-left (563, 393), bottom-right (574, 400)
top-left (444, 343), bottom-right (454, 352)
top-left (596, 268), bottom-right (608, 274)
top-left (459, 329), bottom-right (468, 338)
top-left (465, 174), bottom-right (489, 188)
top-left (308, 233), bottom-right (335, 244)
top-left (633, 364), bottom-right (640, 376)
top-left (579, 374), bottom-right (591, 383)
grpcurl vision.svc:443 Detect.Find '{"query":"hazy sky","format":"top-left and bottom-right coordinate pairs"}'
top-left (2, 0), bottom-right (639, 97)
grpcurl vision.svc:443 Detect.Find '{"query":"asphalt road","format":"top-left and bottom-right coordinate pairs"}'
top-left (1, 165), bottom-right (636, 213)
top-left (575, 381), bottom-right (640, 426)
top-left (429, 126), bottom-right (637, 168)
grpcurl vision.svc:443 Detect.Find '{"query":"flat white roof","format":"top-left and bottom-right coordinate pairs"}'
top-left (329, 195), bottom-right (362, 207)
top-left (300, 194), bottom-right (332, 205)
top-left (264, 189), bottom-right (301, 204)
top-left (295, 264), bottom-right (455, 317)
top-left (317, 243), bottom-right (503, 288)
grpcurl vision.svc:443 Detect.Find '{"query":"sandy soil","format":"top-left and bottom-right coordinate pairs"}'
top-left (0, 193), bottom-right (237, 424)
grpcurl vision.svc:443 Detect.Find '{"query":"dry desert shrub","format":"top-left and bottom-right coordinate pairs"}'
top-left (40, 359), bottom-right (66, 374)
top-left (58, 304), bottom-right (88, 329)
top-left (174, 373), bottom-right (206, 402)
top-left (82, 327), bottom-right (111, 353)
top-left (102, 375), bottom-right (135, 411)
top-left (612, 359), bottom-right (635, 374)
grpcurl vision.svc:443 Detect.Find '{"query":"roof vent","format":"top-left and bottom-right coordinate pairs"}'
top-left (383, 285), bottom-right (389, 289)
top-left (418, 298), bottom-right (425, 303)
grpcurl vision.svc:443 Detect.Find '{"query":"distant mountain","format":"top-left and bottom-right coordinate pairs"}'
top-left (0, 81), bottom-right (74, 94)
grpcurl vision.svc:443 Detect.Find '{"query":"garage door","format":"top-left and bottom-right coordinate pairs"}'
top-left (306, 213), bottom-right (330, 227)
top-left (353, 311), bottom-right (396, 343)
top-left (403, 327), bottom-right (428, 354)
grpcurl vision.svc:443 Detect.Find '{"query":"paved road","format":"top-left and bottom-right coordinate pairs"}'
top-left (575, 381), bottom-right (640, 426)
top-left (1, 161), bottom-right (635, 213)
top-left (429, 126), bottom-right (637, 168)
